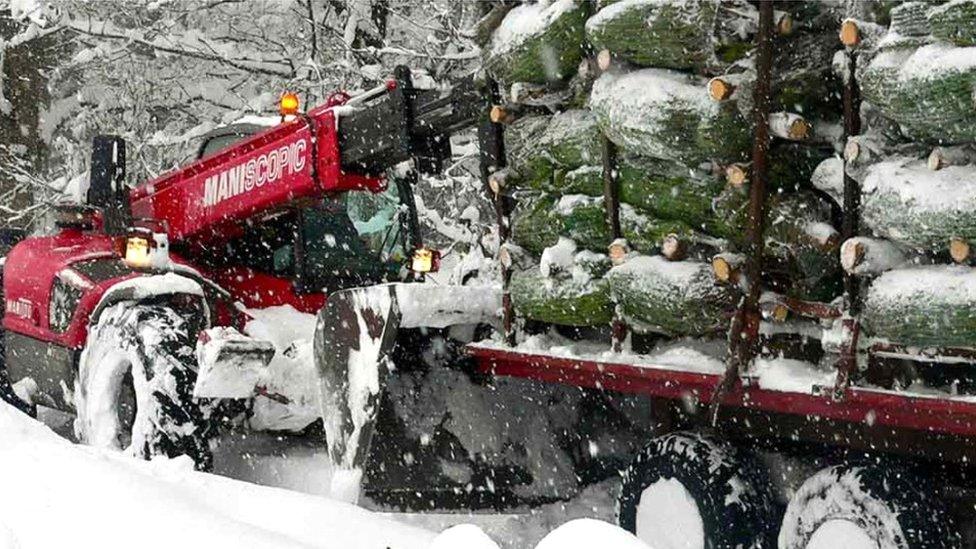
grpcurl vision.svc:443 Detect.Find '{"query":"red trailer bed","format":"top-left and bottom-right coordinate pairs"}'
top-left (469, 343), bottom-right (976, 459)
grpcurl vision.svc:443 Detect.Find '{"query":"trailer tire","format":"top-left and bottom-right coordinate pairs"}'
top-left (617, 431), bottom-right (777, 548)
top-left (778, 464), bottom-right (960, 548)
top-left (74, 301), bottom-right (215, 470)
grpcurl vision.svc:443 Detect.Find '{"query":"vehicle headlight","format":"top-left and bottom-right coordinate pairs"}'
top-left (410, 247), bottom-right (440, 274)
top-left (124, 235), bottom-right (152, 269)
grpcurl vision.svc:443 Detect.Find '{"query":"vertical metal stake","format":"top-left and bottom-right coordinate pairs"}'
top-left (709, 0), bottom-right (775, 426)
top-left (479, 79), bottom-right (515, 346)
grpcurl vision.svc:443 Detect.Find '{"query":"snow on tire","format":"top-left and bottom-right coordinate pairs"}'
top-left (74, 301), bottom-right (215, 470)
top-left (778, 464), bottom-right (960, 548)
top-left (617, 431), bottom-right (777, 548)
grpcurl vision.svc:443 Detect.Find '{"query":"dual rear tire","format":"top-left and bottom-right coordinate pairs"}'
top-left (618, 432), bottom-right (960, 548)
top-left (618, 431), bottom-right (778, 548)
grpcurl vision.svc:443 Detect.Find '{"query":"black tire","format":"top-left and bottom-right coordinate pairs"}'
top-left (778, 464), bottom-right (961, 548)
top-left (617, 431), bottom-right (778, 548)
top-left (74, 301), bottom-right (215, 470)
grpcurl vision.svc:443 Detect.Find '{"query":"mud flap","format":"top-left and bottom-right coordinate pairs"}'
top-left (314, 284), bottom-right (401, 503)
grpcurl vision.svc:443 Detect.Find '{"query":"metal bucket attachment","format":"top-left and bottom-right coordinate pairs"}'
top-left (314, 284), bottom-right (401, 502)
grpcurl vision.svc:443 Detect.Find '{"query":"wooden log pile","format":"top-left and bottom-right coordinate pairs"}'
top-left (841, 3), bottom-right (976, 351)
top-left (487, 0), bottom-right (845, 331)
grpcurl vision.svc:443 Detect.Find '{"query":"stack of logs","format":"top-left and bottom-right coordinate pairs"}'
top-left (818, 2), bottom-right (976, 349)
top-left (480, 0), bottom-right (846, 338)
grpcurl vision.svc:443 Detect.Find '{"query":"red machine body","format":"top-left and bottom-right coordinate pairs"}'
top-left (129, 104), bottom-right (384, 251)
top-left (4, 99), bottom-right (369, 352)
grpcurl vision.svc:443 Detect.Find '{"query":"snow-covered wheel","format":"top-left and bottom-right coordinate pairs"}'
top-left (74, 301), bottom-right (215, 470)
top-left (617, 431), bottom-right (777, 548)
top-left (778, 464), bottom-right (960, 548)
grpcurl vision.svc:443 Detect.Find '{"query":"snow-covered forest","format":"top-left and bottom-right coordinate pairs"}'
top-left (4, 0), bottom-right (976, 547)
top-left (0, 0), bottom-right (490, 249)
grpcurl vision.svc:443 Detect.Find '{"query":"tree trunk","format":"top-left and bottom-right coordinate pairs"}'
top-left (929, 0), bottom-right (976, 46)
top-left (589, 69), bottom-right (752, 166)
top-left (862, 158), bottom-right (976, 250)
top-left (511, 194), bottom-right (694, 256)
top-left (483, 1), bottom-right (590, 85)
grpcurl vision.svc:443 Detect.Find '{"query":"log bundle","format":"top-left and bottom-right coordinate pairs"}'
top-left (859, 43), bottom-right (976, 144)
top-left (583, 0), bottom-right (719, 71)
top-left (863, 266), bottom-right (976, 348)
top-left (606, 255), bottom-right (736, 336)
top-left (486, 0), bottom-right (845, 332)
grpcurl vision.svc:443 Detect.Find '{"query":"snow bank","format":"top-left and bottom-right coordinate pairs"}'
top-left (0, 402), bottom-right (435, 549)
top-left (430, 525), bottom-right (500, 549)
top-left (244, 306), bottom-right (321, 432)
top-left (534, 519), bottom-right (652, 549)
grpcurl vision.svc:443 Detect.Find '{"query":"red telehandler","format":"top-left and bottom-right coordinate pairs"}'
top-left (2, 27), bottom-right (975, 548)
top-left (0, 66), bottom-right (502, 481)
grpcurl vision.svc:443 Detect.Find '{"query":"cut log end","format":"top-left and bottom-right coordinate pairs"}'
top-left (775, 11), bottom-right (794, 36)
top-left (596, 49), bottom-right (613, 72)
top-left (788, 118), bottom-right (811, 141)
top-left (577, 58), bottom-right (594, 80)
top-left (950, 237), bottom-right (971, 264)
top-left (840, 240), bottom-right (866, 274)
top-left (488, 168), bottom-right (509, 195)
top-left (725, 163), bottom-right (749, 188)
top-left (844, 140), bottom-right (861, 163)
top-left (490, 105), bottom-right (515, 125)
top-left (498, 245), bottom-right (513, 269)
top-left (608, 238), bottom-right (632, 266)
top-left (928, 148), bottom-right (945, 171)
top-left (661, 234), bottom-right (687, 261)
top-left (770, 303), bottom-right (789, 322)
top-left (708, 77), bottom-right (735, 102)
top-left (839, 19), bottom-right (861, 47)
top-left (712, 255), bottom-right (740, 284)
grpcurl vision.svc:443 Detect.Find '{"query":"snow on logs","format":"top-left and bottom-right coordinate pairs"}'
top-left (863, 265), bottom-right (976, 348)
top-left (861, 158), bottom-right (976, 251)
top-left (606, 255), bottom-right (736, 336)
top-left (511, 240), bottom-right (613, 327)
top-left (588, 69), bottom-right (751, 166)
top-left (928, 0), bottom-right (976, 47)
top-left (511, 194), bottom-right (694, 256)
top-left (859, 42), bottom-right (976, 143)
top-left (483, 0), bottom-right (589, 85)
top-left (583, 0), bottom-right (719, 72)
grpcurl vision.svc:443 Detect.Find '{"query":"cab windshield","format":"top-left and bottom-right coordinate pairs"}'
top-left (296, 184), bottom-right (409, 292)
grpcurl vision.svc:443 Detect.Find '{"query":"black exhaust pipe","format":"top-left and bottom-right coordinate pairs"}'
top-left (87, 135), bottom-right (130, 235)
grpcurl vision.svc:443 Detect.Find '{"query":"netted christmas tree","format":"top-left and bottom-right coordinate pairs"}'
top-left (483, 0), bottom-right (846, 338)
top-left (815, 1), bottom-right (976, 349)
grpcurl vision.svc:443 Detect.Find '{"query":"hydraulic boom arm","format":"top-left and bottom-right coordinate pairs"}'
top-left (129, 66), bottom-right (486, 247)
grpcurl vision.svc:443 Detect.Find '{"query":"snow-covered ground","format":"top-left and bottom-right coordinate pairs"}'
top-left (0, 402), bottom-right (435, 549)
top-left (4, 402), bottom-right (646, 549)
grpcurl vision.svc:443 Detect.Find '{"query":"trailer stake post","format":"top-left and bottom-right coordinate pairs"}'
top-left (841, 36), bottom-right (863, 313)
top-left (601, 132), bottom-right (628, 352)
top-left (479, 78), bottom-right (515, 346)
top-left (832, 19), bottom-right (865, 399)
top-left (709, 0), bottom-right (774, 426)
